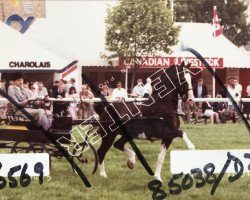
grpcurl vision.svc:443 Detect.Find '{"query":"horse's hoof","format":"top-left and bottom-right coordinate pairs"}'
top-left (100, 173), bottom-right (108, 178)
top-left (188, 145), bottom-right (195, 150)
top-left (127, 160), bottom-right (135, 169)
top-left (154, 175), bottom-right (162, 182)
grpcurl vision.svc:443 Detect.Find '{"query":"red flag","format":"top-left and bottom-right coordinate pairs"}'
top-left (212, 6), bottom-right (223, 37)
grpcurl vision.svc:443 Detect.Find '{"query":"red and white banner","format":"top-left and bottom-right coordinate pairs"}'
top-left (62, 63), bottom-right (77, 79)
top-left (120, 57), bottom-right (224, 69)
top-left (212, 6), bottom-right (223, 37)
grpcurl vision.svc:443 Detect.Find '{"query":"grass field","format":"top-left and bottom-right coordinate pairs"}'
top-left (0, 122), bottom-right (250, 200)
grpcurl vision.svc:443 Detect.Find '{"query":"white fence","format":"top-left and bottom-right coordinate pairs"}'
top-left (0, 97), bottom-right (250, 103)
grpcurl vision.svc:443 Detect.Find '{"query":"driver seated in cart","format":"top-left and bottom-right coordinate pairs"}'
top-left (8, 73), bottom-right (52, 131)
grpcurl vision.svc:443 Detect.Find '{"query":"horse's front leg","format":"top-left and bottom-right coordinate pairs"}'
top-left (154, 141), bottom-right (170, 182)
top-left (182, 132), bottom-right (195, 150)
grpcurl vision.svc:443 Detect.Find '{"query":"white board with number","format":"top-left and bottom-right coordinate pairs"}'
top-left (0, 153), bottom-right (50, 177)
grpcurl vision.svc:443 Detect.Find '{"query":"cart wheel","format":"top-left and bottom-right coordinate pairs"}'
top-left (25, 143), bottom-right (51, 169)
top-left (25, 143), bottom-right (49, 153)
top-left (11, 142), bottom-right (31, 153)
top-left (72, 142), bottom-right (98, 175)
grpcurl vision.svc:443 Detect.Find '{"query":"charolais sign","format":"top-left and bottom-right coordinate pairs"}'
top-left (9, 61), bottom-right (51, 68)
top-left (119, 57), bottom-right (224, 68)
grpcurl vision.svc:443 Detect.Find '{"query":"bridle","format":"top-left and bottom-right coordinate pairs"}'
top-left (177, 85), bottom-right (192, 102)
top-left (176, 69), bottom-right (193, 102)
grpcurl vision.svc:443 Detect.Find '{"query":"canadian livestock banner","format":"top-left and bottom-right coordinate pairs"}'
top-left (120, 57), bottom-right (224, 68)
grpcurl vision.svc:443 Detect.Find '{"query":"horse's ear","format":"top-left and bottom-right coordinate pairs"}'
top-left (185, 63), bottom-right (191, 69)
top-left (180, 61), bottom-right (185, 68)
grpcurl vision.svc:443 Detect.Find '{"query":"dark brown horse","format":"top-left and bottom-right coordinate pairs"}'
top-left (94, 62), bottom-right (195, 181)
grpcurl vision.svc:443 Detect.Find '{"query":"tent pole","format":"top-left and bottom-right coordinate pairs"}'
top-left (125, 66), bottom-right (128, 92)
top-left (213, 68), bottom-right (216, 97)
top-left (77, 63), bottom-right (82, 92)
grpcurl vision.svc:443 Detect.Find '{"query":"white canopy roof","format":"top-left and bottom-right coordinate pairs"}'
top-left (25, 1), bottom-right (110, 64)
top-left (170, 23), bottom-right (250, 68)
top-left (24, 1), bottom-right (250, 69)
top-left (0, 21), bottom-right (76, 72)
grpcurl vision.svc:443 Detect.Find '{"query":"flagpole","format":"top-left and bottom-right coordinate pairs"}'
top-left (125, 66), bottom-right (128, 92)
top-left (213, 68), bottom-right (216, 97)
top-left (169, 0), bottom-right (174, 21)
top-left (212, 6), bottom-right (223, 97)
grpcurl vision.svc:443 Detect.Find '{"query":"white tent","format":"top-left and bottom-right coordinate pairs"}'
top-left (171, 23), bottom-right (250, 68)
top-left (0, 22), bottom-right (76, 73)
top-left (25, 1), bottom-right (250, 69)
top-left (24, 1), bottom-right (117, 90)
top-left (22, 1), bottom-right (250, 93)
top-left (25, 1), bottom-right (111, 63)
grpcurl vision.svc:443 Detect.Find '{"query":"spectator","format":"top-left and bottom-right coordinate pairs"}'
top-left (30, 84), bottom-right (38, 97)
top-left (80, 84), bottom-right (94, 99)
top-left (79, 84), bottom-right (95, 119)
top-left (8, 73), bottom-right (51, 130)
top-left (177, 94), bottom-right (185, 116)
top-left (67, 78), bottom-right (77, 91)
top-left (101, 85), bottom-right (111, 97)
top-left (51, 80), bottom-right (59, 98)
top-left (213, 94), bottom-right (227, 123)
top-left (227, 79), bottom-right (239, 123)
top-left (0, 79), bottom-right (6, 93)
top-left (66, 86), bottom-right (78, 120)
top-left (37, 82), bottom-right (48, 98)
top-left (143, 78), bottom-right (153, 96)
top-left (23, 80), bottom-right (29, 89)
top-left (233, 77), bottom-right (243, 121)
top-left (247, 83), bottom-right (250, 96)
top-left (57, 79), bottom-right (67, 98)
top-left (52, 79), bottom-right (68, 117)
top-left (33, 81), bottom-right (39, 92)
top-left (186, 101), bottom-right (199, 123)
top-left (132, 79), bottom-right (144, 97)
top-left (111, 81), bottom-right (128, 100)
top-left (201, 95), bottom-right (220, 124)
top-left (218, 84), bottom-right (228, 98)
top-left (7, 81), bottom-right (14, 94)
top-left (193, 78), bottom-right (208, 98)
top-left (21, 81), bottom-right (35, 99)
top-left (233, 78), bottom-right (242, 97)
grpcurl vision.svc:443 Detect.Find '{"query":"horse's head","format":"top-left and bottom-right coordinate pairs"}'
top-left (147, 61), bottom-right (194, 106)
top-left (176, 61), bottom-right (194, 102)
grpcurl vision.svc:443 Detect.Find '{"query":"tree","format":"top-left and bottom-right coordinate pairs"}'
top-left (105, 0), bottom-right (180, 90)
top-left (174, 0), bottom-right (250, 47)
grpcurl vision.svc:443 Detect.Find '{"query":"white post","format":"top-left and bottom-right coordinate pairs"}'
top-left (213, 68), bottom-right (216, 97)
top-left (170, 0), bottom-right (174, 11)
top-left (170, 0), bottom-right (174, 21)
top-left (125, 66), bottom-right (128, 92)
top-left (77, 63), bottom-right (82, 92)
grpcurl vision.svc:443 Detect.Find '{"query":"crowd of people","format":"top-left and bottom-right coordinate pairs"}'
top-left (185, 77), bottom-right (250, 124)
top-left (0, 73), bottom-right (250, 127)
top-left (0, 74), bottom-right (153, 126)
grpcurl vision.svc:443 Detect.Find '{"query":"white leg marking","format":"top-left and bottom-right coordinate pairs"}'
top-left (124, 147), bottom-right (136, 164)
top-left (154, 143), bottom-right (167, 182)
top-left (182, 132), bottom-right (195, 150)
top-left (100, 161), bottom-right (107, 178)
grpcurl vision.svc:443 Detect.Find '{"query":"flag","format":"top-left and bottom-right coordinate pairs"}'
top-left (212, 6), bottom-right (223, 37)
top-left (10, 0), bottom-right (20, 7)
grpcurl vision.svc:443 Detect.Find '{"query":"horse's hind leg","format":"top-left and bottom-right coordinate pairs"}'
top-left (154, 139), bottom-right (173, 182)
top-left (113, 136), bottom-right (135, 169)
top-left (97, 133), bottom-right (116, 178)
top-left (182, 131), bottom-right (195, 150)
